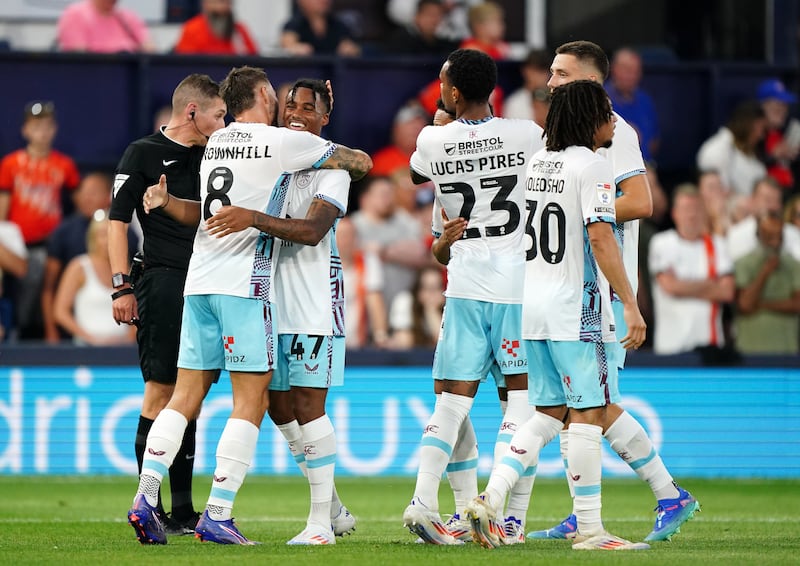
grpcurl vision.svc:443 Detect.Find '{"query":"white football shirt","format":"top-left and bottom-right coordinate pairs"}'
top-left (522, 146), bottom-right (617, 341)
top-left (597, 113), bottom-right (646, 296)
top-left (410, 117), bottom-right (544, 303)
top-left (274, 168), bottom-right (350, 336)
top-left (184, 122), bottom-right (336, 299)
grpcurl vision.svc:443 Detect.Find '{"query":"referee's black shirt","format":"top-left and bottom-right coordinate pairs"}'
top-left (109, 129), bottom-right (204, 270)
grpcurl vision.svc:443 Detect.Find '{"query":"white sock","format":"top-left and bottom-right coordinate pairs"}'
top-left (605, 411), bottom-right (678, 501)
top-left (206, 419), bottom-right (259, 521)
top-left (277, 420), bottom-right (308, 476)
top-left (502, 390), bottom-right (536, 523)
top-left (485, 412), bottom-right (562, 516)
top-left (136, 409), bottom-right (187, 507)
top-left (414, 392), bottom-right (473, 511)
top-left (446, 414), bottom-right (479, 516)
top-left (560, 430), bottom-right (575, 501)
top-left (569, 423), bottom-right (603, 537)
top-left (301, 415), bottom-right (337, 531)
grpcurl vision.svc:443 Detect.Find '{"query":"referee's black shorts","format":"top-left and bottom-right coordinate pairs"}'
top-left (135, 267), bottom-right (187, 384)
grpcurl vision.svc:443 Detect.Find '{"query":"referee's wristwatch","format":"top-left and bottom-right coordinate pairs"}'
top-left (111, 272), bottom-right (130, 289)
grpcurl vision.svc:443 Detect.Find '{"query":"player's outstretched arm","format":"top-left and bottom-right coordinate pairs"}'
top-left (207, 199), bottom-right (340, 246)
top-left (587, 220), bottom-right (646, 349)
top-left (320, 146), bottom-right (373, 181)
top-left (143, 174), bottom-right (201, 226)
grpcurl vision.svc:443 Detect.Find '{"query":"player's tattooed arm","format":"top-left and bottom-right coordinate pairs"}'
top-left (207, 199), bottom-right (339, 246)
top-left (320, 146), bottom-right (373, 181)
top-left (431, 209), bottom-right (467, 265)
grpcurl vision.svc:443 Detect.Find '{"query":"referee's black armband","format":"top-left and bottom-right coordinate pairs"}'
top-left (111, 288), bottom-right (135, 300)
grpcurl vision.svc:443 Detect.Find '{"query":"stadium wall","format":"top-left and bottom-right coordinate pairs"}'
top-left (0, 347), bottom-right (797, 478)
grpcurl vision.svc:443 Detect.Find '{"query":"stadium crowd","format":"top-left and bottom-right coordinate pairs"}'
top-left (0, 0), bottom-right (798, 359)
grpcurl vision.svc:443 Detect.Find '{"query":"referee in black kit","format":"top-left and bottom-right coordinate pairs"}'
top-left (108, 74), bottom-right (227, 535)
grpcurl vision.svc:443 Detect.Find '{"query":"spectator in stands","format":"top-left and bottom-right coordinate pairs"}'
top-left (728, 177), bottom-right (800, 263)
top-left (458, 2), bottom-right (509, 60)
top-left (387, 0), bottom-right (479, 42)
top-left (336, 215), bottom-right (388, 348)
top-left (734, 212), bottom-right (800, 354)
top-left (504, 48), bottom-right (551, 125)
top-left (173, 0), bottom-right (258, 55)
top-left (756, 78), bottom-right (800, 191)
top-left (281, 0), bottom-right (361, 57)
top-left (56, 0), bottom-right (153, 53)
top-left (0, 221), bottom-right (27, 341)
top-left (785, 194), bottom-right (800, 230)
top-left (41, 172), bottom-right (139, 343)
top-left (606, 47), bottom-right (660, 163)
top-left (383, 0), bottom-right (459, 57)
top-left (349, 176), bottom-right (429, 319)
top-left (388, 265), bottom-right (445, 349)
top-left (371, 101), bottom-right (430, 212)
top-left (53, 211), bottom-right (135, 346)
top-left (649, 184), bottom-right (735, 355)
top-left (697, 100), bottom-right (768, 197)
top-left (698, 170), bottom-right (733, 236)
top-left (0, 101), bottom-right (81, 340)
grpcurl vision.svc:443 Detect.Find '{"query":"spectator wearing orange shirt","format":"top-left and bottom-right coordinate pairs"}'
top-left (174, 0), bottom-right (258, 56)
top-left (371, 102), bottom-right (431, 212)
top-left (0, 101), bottom-right (80, 339)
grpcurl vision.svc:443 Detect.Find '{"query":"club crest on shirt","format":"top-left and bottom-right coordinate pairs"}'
top-left (596, 182), bottom-right (613, 205)
top-left (444, 143), bottom-right (456, 156)
top-left (295, 170), bottom-right (314, 189)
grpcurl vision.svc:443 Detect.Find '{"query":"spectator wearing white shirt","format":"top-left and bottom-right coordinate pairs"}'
top-left (697, 100), bottom-right (768, 197)
top-left (728, 176), bottom-right (800, 263)
top-left (649, 184), bottom-right (735, 355)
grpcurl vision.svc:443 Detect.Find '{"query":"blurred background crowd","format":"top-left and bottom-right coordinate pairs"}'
top-left (0, 0), bottom-right (799, 358)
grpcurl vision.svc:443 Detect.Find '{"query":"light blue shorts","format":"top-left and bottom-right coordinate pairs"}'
top-left (269, 334), bottom-right (345, 391)
top-left (178, 294), bottom-right (275, 372)
top-left (432, 298), bottom-right (528, 381)
top-left (525, 339), bottom-right (615, 409)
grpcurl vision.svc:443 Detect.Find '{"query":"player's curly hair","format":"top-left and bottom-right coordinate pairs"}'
top-left (445, 49), bottom-right (496, 103)
top-left (288, 78), bottom-right (332, 114)
top-left (555, 40), bottom-right (610, 80)
top-left (220, 66), bottom-right (269, 117)
top-left (545, 80), bottom-right (612, 152)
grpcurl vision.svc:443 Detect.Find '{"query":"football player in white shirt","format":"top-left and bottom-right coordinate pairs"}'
top-left (203, 78), bottom-right (357, 546)
top-left (402, 49), bottom-right (544, 545)
top-left (528, 40), bottom-right (699, 543)
top-left (128, 66), bottom-right (372, 546)
top-left (467, 79), bottom-right (648, 551)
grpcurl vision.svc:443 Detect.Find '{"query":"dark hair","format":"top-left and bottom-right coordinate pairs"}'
top-left (555, 40), bottom-right (610, 80)
top-left (172, 73), bottom-right (221, 111)
top-left (727, 100), bottom-right (765, 154)
top-left (545, 80), bottom-right (611, 151)
top-left (220, 66), bottom-right (269, 117)
top-left (410, 266), bottom-right (445, 347)
top-left (288, 78), bottom-right (332, 114)
top-left (523, 47), bottom-right (552, 71)
top-left (445, 48), bottom-right (496, 103)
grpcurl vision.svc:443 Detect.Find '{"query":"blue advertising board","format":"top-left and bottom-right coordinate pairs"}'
top-left (0, 365), bottom-right (797, 477)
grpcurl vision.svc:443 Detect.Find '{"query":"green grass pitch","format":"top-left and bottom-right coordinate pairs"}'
top-left (1, 476), bottom-right (799, 565)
